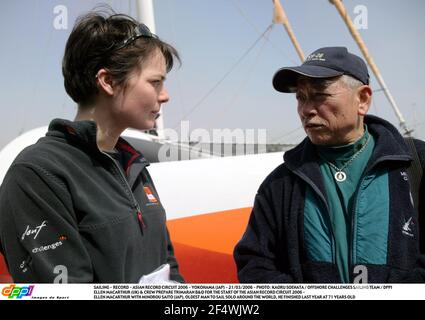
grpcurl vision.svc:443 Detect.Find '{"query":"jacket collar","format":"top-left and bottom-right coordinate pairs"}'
top-left (48, 118), bottom-right (99, 150)
top-left (364, 114), bottom-right (411, 165)
top-left (47, 118), bottom-right (149, 175)
top-left (283, 115), bottom-right (412, 197)
top-left (284, 115), bottom-right (411, 169)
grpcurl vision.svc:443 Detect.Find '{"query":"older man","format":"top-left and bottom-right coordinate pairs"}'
top-left (234, 47), bottom-right (425, 283)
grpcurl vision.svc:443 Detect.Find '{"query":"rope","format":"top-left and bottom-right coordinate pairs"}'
top-left (230, 0), bottom-right (298, 65)
top-left (204, 25), bottom-right (273, 129)
top-left (270, 125), bottom-right (303, 144)
top-left (172, 24), bottom-right (274, 129)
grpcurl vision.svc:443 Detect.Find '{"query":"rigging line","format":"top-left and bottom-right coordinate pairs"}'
top-left (372, 85), bottom-right (399, 116)
top-left (372, 93), bottom-right (379, 116)
top-left (172, 24), bottom-right (274, 130)
top-left (270, 125), bottom-right (303, 144)
top-left (230, 0), bottom-right (262, 33)
top-left (20, 1), bottom-right (54, 135)
top-left (282, 129), bottom-right (306, 145)
top-left (411, 121), bottom-right (425, 129)
top-left (164, 0), bottom-right (187, 124)
top-left (106, 0), bottom-right (113, 10)
top-left (204, 25), bottom-right (273, 129)
top-left (230, 0), bottom-right (298, 65)
top-left (161, 140), bottom-right (222, 158)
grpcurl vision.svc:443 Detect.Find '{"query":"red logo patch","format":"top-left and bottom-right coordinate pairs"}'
top-left (143, 186), bottom-right (158, 203)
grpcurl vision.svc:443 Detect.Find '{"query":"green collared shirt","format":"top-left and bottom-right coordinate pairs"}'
top-left (315, 126), bottom-right (375, 282)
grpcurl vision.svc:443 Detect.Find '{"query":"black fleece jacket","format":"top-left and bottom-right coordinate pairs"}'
top-left (234, 115), bottom-right (425, 283)
top-left (0, 119), bottom-right (184, 283)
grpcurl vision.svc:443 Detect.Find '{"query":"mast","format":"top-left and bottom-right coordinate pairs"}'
top-left (272, 0), bottom-right (305, 62)
top-left (329, 0), bottom-right (412, 136)
top-left (136, 0), bottom-right (165, 140)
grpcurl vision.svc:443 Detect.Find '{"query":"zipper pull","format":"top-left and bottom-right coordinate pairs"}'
top-left (137, 210), bottom-right (146, 230)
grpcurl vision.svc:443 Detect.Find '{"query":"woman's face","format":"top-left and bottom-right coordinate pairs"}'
top-left (112, 49), bottom-right (170, 131)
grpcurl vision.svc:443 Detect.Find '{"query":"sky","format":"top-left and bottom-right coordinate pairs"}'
top-left (1, 0), bottom-right (424, 150)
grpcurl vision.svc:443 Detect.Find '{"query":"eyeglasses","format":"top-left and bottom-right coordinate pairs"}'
top-left (112, 23), bottom-right (158, 52)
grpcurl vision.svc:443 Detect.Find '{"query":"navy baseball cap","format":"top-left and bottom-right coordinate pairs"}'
top-left (272, 47), bottom-right (370, 93)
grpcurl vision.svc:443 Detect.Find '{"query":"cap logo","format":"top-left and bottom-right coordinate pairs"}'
top-left (305, 53), bottom-right (326, 62)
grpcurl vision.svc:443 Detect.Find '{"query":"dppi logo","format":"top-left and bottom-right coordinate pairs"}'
top-left (2, 284), bottom-right (34, 299)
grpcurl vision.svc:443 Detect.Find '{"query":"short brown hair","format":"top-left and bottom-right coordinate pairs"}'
top-left (62, 9), bottom-right (180, 105)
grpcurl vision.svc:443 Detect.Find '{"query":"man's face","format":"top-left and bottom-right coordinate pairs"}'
top-left (296, 77), bottom-right (366, 146)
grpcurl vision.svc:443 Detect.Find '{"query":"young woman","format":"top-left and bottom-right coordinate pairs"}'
top-left (0, 10), bottom-right (184, 283)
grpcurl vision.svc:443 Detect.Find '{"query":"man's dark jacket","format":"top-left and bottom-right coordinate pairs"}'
top-left (234, 115), bottom-right (425, 283)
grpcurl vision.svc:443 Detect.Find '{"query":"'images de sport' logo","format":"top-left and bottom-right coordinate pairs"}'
top-left (1, 285), bottom-right (34, 299)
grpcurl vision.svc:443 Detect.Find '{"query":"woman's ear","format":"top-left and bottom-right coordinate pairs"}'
top-left (357, 85), bottom-right (372, 116)
top-left (96, 69), bottom-right (115, 96)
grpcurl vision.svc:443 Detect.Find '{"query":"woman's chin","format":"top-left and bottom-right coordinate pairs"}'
top-left (131, 121), bottom-right (155, 132)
